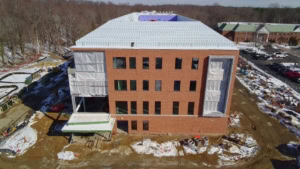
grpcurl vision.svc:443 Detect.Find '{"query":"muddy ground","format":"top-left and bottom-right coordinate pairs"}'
top-left (0, 80), bottom-right (299, 169)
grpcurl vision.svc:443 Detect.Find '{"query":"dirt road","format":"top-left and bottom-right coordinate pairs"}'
top-left (0, 80), bottom-right (298, 169)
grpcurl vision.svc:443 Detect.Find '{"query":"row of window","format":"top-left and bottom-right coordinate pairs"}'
top-left (116, 101), bottom-right (195, 115)
top-left (131, 120), bottom-right (148, 131)
top-left (113, 57), bottom-right (199, 70)
top-left (114, 80), bottom-right (197, 92)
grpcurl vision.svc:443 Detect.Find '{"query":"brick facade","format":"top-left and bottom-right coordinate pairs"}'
top-left (72, 48), bottom-right (239, 136)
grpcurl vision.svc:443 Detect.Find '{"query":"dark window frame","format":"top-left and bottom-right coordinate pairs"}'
top-left (143, 101), bottom-right (149, 114)
top-left (173, 102), bottom-right (179, 115)
top-left (131, 120), bottom-right (137, 130)
top-left (192, 58), bottom-right (199, 70)
top-left (174, 80), bottom-right (181, 91)
top-left (143, 80), bottom-right (149, 91)
top-left (116, 101), bottom-right (128, 114)
top-left (143, 120), bottom-right (149, 130)
top-left (188, 102), bottom-right (194, 115)
top-left (175, 58), bottom-right (182, 69)
top-left (131, 101), bottom-right (137, 114)
top-left (155, 101), bottom-right (161, 115)
top-left (130, 80), bottom-right (137, 91)
top-left (143, 57), bottom-right (149, 69)
top-left (114, 80), bottom-right (127, 91)
top-left (155, 57), bottom-right (162, 69)
top-left (113, 57), bottom-right (126, 69)
top-left (189, 81), bottom-right (197, 91)
top-left (155, 80), bottom-right (162, 91)
top-left (129, 57), bottom-right (136, 69)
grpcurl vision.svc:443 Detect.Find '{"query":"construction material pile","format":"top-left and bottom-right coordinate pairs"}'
top-left (229, 112), bottom-right (242, 127)
top-left (217, 133), bottom-right (258, 166)
top-left (131, 133), bottom-right (258, 167)
top-left (237, 57), bottom-right (300, 137)
top-left (131, 139), bottom-right (179, 157)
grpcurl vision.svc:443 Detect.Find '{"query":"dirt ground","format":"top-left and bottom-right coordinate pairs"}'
top-left (0, 80), bottom-right (299, 169)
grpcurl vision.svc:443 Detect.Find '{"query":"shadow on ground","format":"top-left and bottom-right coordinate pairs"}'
top-left (271, 159), bottom-right (298, 169)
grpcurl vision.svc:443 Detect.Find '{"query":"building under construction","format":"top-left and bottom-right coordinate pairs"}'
top-left (62, 12), bottom-right (239, 136)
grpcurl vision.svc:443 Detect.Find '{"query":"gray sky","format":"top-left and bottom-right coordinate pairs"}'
top-left (89, 0), bottom-right (300, 7)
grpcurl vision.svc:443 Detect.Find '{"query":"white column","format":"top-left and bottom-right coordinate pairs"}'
top-left (71, 95), bottom-right (77, 113)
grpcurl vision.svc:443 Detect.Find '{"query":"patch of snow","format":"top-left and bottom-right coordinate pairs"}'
top-left (57, 151), bottom-right (75, 160)
top-left (207, 146), bottom-right (220, 155)
top-left (0, 126), bottom-right (37, 156)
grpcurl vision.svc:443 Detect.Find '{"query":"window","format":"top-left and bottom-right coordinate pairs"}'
top-left (192, 58), bottom-right (199, 69)
top-left (175, 58), bottom-right (182, 69)
top-left (155, 101), bottom-right (161, 115)
top-left (131, 120), bottom-right (137, 130)
top-left (188, 102), bottom-right (194, 115)
top-left (130, 80), bottom-right (136, 91)
top-left (156, 58), bottom-right (162, 69)
top-left (131, 101), bottom-right (137, 114)
top-left (143, 57), bottom-right (149, 69)
top-left (114, 80), bottom-right (127, 91)
top-left (174, 81), bottom-right (180, 91)
top-left (155, 80), bottom-right (161, 91)
top-left (173, 102), bottom-right (179, 115)
top-left (190, 81), bottom-right (197, 91)
top-left (143, 101), bottom-right (149, 114)
top-left (143, 120), bottom-right (149, 130)
top-left (129, 57), bottom-right (136, 69)
top-left (143, 80), bottom-right (149, 91)
top-left (116, 101), bottom-right (128, 114)
top-left (113, 57), bottom-right (126, 69)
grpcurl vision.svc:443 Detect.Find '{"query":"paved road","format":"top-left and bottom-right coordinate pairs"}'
top-left (240, 46), bottom-right (300, 93)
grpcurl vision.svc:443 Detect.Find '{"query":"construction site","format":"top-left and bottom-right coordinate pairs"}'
top-left (0, 12), bottom-right (299, 169)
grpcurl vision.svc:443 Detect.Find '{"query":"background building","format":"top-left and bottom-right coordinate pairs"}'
top-left (62, 12), bottom-right (239, 136)
top-left (217, 22), bottom-right (300, 44)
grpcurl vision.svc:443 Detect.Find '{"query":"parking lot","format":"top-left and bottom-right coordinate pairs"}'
top-left (240, 45), bottom-right (300, 93)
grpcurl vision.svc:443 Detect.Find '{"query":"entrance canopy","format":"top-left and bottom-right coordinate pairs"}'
top-left (62, 113), bottom-right (115, 133)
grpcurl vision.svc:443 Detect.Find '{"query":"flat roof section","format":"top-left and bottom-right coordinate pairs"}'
top-left (67, 113), bottom-right (110, 125)
top-left (62, 117), bottom-right (115, 133)
top-left (73, 12), bottom-right (237, 50)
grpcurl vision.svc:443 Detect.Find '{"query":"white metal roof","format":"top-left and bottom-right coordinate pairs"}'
top-left (73, 12), bottom-right (237, 50)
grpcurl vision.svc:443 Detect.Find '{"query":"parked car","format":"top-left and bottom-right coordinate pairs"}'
top-left (50, 103), bottom-right (65, 112)
top-left (269, 63), bottom-right (284, 71)
top-left (272, 52), bottom-right (288, 58)
top-left (252, 53), bottom-right (270, 60)
top-left (283, 70), bottom-right (300, 78)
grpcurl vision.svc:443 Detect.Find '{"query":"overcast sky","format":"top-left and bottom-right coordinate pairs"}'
top-left (89, 0), bottom-right (300, 7)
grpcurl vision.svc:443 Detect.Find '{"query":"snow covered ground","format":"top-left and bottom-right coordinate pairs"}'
top-left (0, 115), bottom-right (37, 157)
top-left (1, 74), bottom-right (31, 83)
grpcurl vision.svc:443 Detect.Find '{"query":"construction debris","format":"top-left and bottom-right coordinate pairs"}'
top-left (237, 57), bottom-right (300, 137)
top-left (131, 139), bottom-right (179, 157)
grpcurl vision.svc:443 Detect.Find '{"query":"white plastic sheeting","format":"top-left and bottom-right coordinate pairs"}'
top-left (69, 52), bottom-right (108, 96)
top-left (74, 52), bottom-right (106, 73)
top-left (203, 56), bottom-right (234, 116)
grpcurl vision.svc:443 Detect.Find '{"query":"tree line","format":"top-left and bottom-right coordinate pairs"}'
top-left (0, 0), bottom-right (300, 66)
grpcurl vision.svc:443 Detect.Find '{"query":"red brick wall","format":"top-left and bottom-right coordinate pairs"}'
top-left (72, 48), bottom-right (239, 135)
